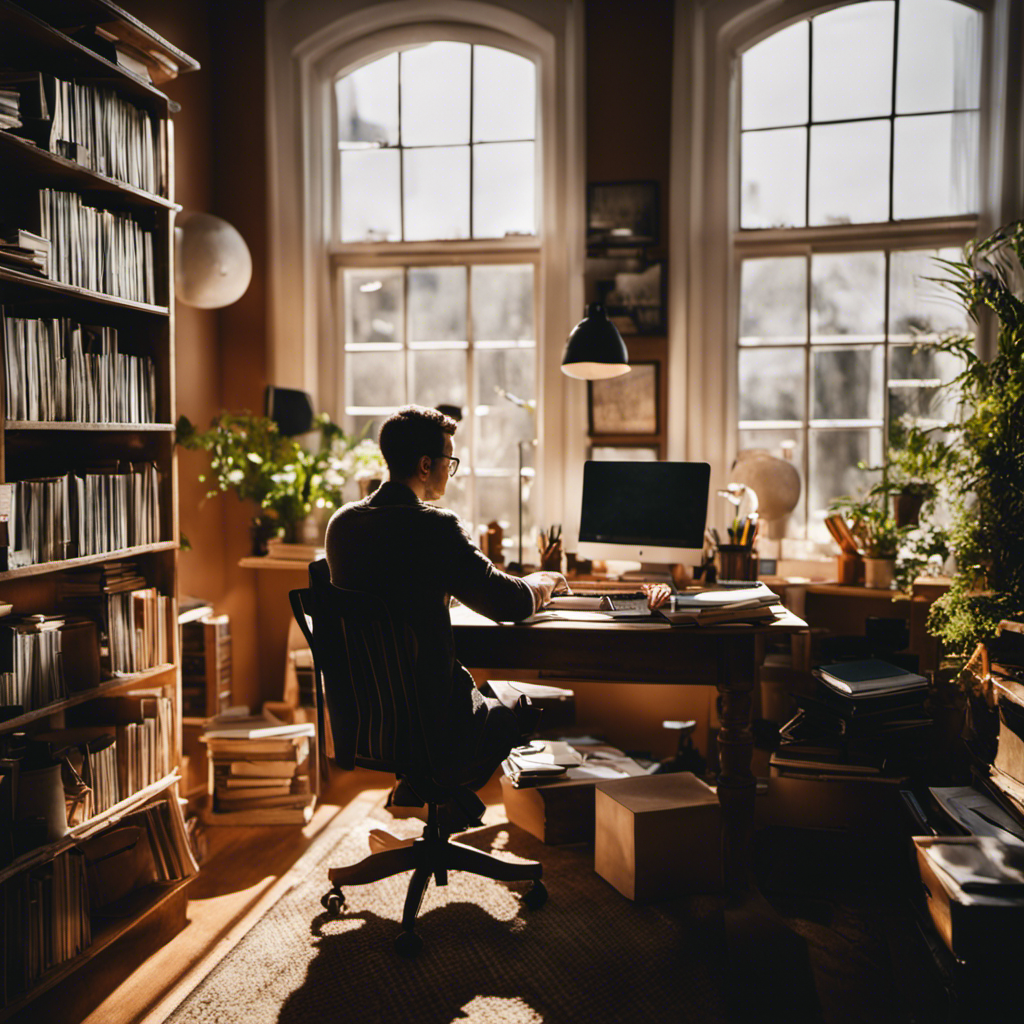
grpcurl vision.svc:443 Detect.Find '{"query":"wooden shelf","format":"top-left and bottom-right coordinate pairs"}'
top-left (0, 663), bottom-right (175, 733)
top-left (0, 0), bottom-right (175, 113)
top-left (0, 540), bottom-right (177, 581)
top-left (0, 131), bottom-right (177, 210)
top-left (0, 266), bottom-right (169, 315)
top-left (5, 420), bottom-right (176, 432)
top-left (0, 876), bottom-right (191, 1022)
top-left (0, 770), bottom-right (181, 886)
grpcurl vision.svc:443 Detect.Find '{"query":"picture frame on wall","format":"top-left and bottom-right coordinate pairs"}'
top-left (587, 180), bottom-right (659, 247)
top-left (588, 361), bottom-right (659, 436)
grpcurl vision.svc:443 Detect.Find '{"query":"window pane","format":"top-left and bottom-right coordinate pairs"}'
top-left (739, 257), bottom-right (806, 344)
top-left (889, 248), bottom-right (968, 339)
top-left (410, 350), bottom-right (467, 409)
top-left (741, 127), bottom-right (806, 229)
top-left (473, 141), bottom-right (535, 238)
top-left (897, 0), bottom-right (982, 114)
top-left (811, 252), bottom-right (885, 341)
top-left (808, 427), bottom-right (883, 536)
top-left (400, 42), bottom-right (470, 146)
top-left (738, 348), bottom-right (804, 423)
top-left (811, 346), bottom-right (884, 422)
top-left (346, 349), bottom-right (404, 407)
top-left (888, 343), bottom-right (962, 425)
top-left (737, 428), bottom-right (805, 538)
top-left (336, 53), bottom-right (398, 147)
top-left (476, 472), bottom-right (520, 539)
top-left (812, 1), bottom-right (894, 122)
top-left (741, 21), bottom-right (808, 130)
top-left (340, 149), bottom-right (401, 242)
top-left (475, 406), bottom-right (534, 471)
top-left (409, 267), bottom-right (466, 343)
top-left (893, 112), bottom-right (978, 220)
top-left (476, 347), bottom-right (536, 419)
top-left (473, 45), bottom-right (535, 142)
top-left (403, 146), bottom-right (470, 240)
top-left (809, 120), bottom-right (889, 225)
top-left (344, 269), bottom-right (403, 346)
top-left (471, 265), bottom-right (534, 342)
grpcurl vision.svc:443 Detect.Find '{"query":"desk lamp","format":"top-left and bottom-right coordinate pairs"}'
top-left (561, 303), bottom-right (631, 379)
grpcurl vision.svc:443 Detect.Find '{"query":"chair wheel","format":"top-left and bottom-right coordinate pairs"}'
top-left (321, 889), bottom-right (344, 915)
top-left (523, 880), bottom-right (547, 910)
top-left (394, 930), bottom-right (423, 958)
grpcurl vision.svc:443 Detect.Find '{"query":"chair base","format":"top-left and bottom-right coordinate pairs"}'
top-left (322, 803), bottom-right (545, 954)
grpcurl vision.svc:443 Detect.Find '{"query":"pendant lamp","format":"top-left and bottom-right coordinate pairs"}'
top-left (560, 303), bottom-right (631, 379)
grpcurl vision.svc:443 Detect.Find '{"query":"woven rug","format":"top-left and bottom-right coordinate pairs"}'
top-left (166, 798), bottom-right (733, 1024)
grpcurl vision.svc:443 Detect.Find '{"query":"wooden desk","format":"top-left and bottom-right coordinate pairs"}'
top-left (451, 605), bottom-right (808, 890)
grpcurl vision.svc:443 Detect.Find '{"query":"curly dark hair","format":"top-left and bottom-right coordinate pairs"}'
top-left (378, 405), bottom-right (458, 480)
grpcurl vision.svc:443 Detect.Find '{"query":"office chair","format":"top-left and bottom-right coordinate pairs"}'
top-left (289, 560), bottom-right (546, 957)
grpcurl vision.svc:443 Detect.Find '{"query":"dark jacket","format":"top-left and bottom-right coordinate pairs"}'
top-left (324, 481), bottom-right (534, 764)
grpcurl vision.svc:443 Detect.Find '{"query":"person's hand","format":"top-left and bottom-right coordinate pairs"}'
top-left (642, 583), bottom-right (672, 609)
top-left (524, 571), bottom-right (570, 606)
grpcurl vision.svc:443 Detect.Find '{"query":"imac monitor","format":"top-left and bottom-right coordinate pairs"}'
top-left (577, 460), bottom-right (710, 564)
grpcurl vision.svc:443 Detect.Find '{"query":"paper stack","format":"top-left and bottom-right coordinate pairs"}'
top-left (201, 708), bottom-right (316, 825)
top-left (660, 582), bottom-right (782, 626)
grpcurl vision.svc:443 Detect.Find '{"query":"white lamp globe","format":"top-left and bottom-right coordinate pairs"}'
top-left (175, 212), bottom-right (252, 309)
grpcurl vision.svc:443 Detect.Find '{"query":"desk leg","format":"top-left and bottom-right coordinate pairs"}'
top-left (715, 637), bottom-right (757, 891)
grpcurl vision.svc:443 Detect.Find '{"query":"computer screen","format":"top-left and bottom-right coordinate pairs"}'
top-left (577, 461), bottom-right (710, 564)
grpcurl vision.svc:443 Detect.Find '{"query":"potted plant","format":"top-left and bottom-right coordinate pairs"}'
top-left (829, 494), bottom-right (907, 589)
top-left (924, 221), bottom-right (1024, 658)
top-left (882, 417), bottom-right (959, 526)
top-left (177, 411), bottom-right (368, 554)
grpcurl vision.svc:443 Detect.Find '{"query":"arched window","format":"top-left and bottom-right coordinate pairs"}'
top-left (734, 0), bottom-right (982, 544)
top-left (331, 41), bottom-right (539, 547)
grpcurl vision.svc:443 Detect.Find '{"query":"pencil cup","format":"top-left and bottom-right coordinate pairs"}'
top-left (541, 539), bottom-right (563, 572)
top-left (836, 553), bottom-right (863, 585)
top-left (717, 545), bottom-right (758, 581)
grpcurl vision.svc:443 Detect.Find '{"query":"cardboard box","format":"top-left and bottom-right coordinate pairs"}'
top-left (501, 746), bottom-right (645, 845)
top-left (594, 772), bottom-right (721, 901)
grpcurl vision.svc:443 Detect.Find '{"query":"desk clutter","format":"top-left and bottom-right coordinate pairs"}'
top-left (200, 708), bottom-right (315, 825)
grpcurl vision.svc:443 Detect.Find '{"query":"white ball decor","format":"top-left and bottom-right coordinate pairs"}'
top-left (730, 450), bottom-right (801, 538)
top-left (175, 212), bottom-right (252, 309)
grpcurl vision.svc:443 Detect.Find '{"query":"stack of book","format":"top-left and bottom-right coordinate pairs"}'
top-left (58, 563), bottom-right (173, 675)
top-left (181, 613), bottom-right (231, 717)
top-left (990, 639), bottom-right (1024, 816)
top-left (660, 582), bottom-right (782, 627)
top-left (39, 188), bottom-right (156, 303)
top-left (771, 659), bottom-right (931, 784)
top-left (0, 229), bottom-right (50, 278)
top-left (201, 710), bottom-right (316, 825)
top-left (265, 538), bottom-right (324, 562)
top-left (0, 615), bottom-right (66, 715)
top-left (0, 85), bottom-right (20, 130)
top-left (2, 315), bottom-right (157, 424)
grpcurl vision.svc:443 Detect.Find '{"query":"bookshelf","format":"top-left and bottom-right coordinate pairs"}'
top-left (0, 2), bottom-right (197, 1018)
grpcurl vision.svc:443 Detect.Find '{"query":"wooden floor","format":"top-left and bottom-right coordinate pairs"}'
top-left (80, 770), bottom-right (396, 1024)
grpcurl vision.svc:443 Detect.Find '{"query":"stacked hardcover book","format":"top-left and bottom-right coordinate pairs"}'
top-left (0, 85), bottom-right (20, 131)
top-left (201, 709), bottom-right (316, 825)
top-left (661, 582), bottom-right (783, 626)
top-left (771, 659), bottom-right (932, 784)
top-left (0, 229), bottom-right (49, 277)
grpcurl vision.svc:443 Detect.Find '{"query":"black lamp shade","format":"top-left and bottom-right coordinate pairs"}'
top-left (561, 303), bottom-right (630, 380)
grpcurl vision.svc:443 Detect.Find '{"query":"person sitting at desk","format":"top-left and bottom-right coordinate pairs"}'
top-left (324, 404), bottom-right (569, 799)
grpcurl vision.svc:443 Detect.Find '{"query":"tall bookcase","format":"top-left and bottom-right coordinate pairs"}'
top-left (0, 2), bottom-right (198, 1019)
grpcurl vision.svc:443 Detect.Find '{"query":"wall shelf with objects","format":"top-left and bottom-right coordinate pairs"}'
top-left (0, 3), bottom-right (198, 1018)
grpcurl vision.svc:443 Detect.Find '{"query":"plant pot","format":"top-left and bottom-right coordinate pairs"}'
top-left (863, 556), bottom-right (895, 589)
top-left (893, 491), bottom-right (926, 527)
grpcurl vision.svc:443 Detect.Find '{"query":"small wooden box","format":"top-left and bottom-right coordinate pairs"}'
top-left (594, 772), bottom-right (721, 901)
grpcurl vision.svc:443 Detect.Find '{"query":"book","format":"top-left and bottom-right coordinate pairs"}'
top-left (670, 582), bottom-right (780, 609)
top-left (659, 603), bottom-right (778, 627)
top-left (228, 761), bottom-right (300, 778)
top-left (815, 659), bottom-right (928, 697)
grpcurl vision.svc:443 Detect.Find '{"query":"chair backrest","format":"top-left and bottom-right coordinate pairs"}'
top-left (289, 560), bottom-right (432, 777)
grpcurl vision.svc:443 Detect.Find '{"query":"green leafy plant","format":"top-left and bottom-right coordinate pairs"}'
top-left (880, 417), bottom-right (959, 503)
top-left (177, 410), bottom-right (372, 541)
top-left (924, 222), bottom-right (1024, 656)
top-left (829, 493), bottom-right (907, 559)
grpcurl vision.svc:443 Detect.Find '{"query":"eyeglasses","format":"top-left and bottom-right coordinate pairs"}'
top-left (431, 454), bottom-right (460, 477)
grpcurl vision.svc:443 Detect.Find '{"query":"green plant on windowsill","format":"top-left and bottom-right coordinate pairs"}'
top-left (176, 410), bottom-right (371, 552)
top-left (876, 417), bottom-right (960, 525)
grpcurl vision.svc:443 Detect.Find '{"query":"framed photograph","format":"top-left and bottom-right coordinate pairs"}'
top-left (589, 444), bottom-right (661, 462)
top-left (587, 181), bottom-right (659, 247)
top-left (588, 361), bottom-right (659, 435)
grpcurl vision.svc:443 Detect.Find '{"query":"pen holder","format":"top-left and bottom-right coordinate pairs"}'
top-left (717, 544), bottom-right (758, 582)
top-left (541, 538), bottom-right (563, 572)
top-left (836, 553), bottom-right (864, 585)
